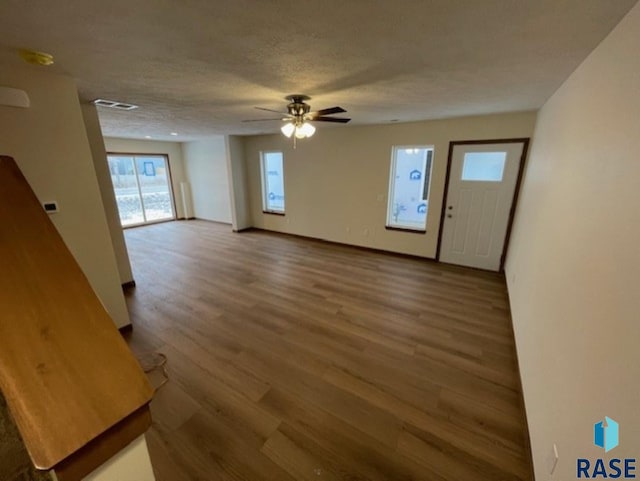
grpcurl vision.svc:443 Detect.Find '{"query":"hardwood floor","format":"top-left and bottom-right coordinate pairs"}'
top-left (122, 220), bottom-right (532, 481)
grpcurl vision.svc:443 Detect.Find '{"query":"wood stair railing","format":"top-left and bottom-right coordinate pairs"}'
top-left (0, 156), bottom-right (154, 480)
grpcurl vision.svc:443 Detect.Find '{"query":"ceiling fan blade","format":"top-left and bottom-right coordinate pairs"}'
top-left (313, 116), bottom-right (351, 123)
top-left (241, 118), bottom-right (285, 122)
top-left (311, 107), bottom-right (346, 116)
top-left (311, 106), bottom-right (346, 116)
top-left (255, 107), bottom-right (290, 115)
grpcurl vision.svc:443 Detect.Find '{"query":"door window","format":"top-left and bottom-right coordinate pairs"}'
top-left (461, 152), bottom-right (507, 182)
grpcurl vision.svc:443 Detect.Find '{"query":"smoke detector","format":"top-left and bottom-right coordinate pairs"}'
top-left (19, 49), bottom-right (54, 66)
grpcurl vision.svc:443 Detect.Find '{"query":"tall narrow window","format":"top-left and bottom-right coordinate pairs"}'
top-left (107, 154), bottom-right (175, 227)
top-left (386, 146), bottom-right (434, 231)
top-left (260, 151), bottom-right (285, 214)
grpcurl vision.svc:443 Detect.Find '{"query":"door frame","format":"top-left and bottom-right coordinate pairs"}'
top-left (435, 138), bottom-right (530, 271)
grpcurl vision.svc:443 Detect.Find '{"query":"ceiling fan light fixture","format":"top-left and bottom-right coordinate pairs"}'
top-left (294, 126), bottom-right (306, 139)
top-left (300, 122), bottom-right (316, 138)
top-left (281, 122), bottom-right (295, 138)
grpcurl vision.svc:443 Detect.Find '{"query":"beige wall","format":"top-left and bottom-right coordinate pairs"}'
top-left (243, 112), bottom-right (536, 257)
top-left (226, 135), bottom-right (251, 230)
top-left (506, 3), bottom-right (640, 479)
top-left (182, 137), bottom-right (232, 223)
top-left (51, 436), bottom-right (155, 481)
top-left (104, 137), bottom-right (187, 219)
top-left (0, 67), bottom-right (130, 328)
top-left (82, 104), bottom-right (134, 285)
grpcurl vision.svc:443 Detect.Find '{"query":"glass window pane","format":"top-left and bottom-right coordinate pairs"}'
top-left (461, 152), bottom-right (506, 182)
top-left (108, 155), bottom-right (144, 226)
top-left (387, 147), bottom-right (433, 230)
top-left (262, 152), bottom-right (285, 212)
top-left (135, 156), bottom-right (174, 222)
top-left (108, 154), bottom-right (175, 227)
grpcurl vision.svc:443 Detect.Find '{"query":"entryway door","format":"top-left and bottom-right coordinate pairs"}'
top-left (438, 140), bottom-right (528, 271)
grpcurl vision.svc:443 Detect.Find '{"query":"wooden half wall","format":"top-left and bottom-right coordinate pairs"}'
top-left (0, 156), bottom-right (154, 480)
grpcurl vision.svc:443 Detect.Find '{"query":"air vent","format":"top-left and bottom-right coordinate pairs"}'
top-left (92, 99), bottom-right (139, 110)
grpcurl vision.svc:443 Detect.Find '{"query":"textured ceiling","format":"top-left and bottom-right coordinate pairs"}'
top-left (0, 0), bottom-right (636, 141)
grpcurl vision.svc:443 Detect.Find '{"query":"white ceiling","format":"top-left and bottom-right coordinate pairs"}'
top-left (0, 0), bottom-right (636, 141)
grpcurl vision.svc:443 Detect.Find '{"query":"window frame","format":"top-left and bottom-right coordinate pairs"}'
top-left (460, 151), bottom-right (507, 182)
top-left (260, 150), bottom-right (286, 215)
top-left (107, 152), bottom-right (177, 228)
top-left (385, 145), bottom-right (434, 233)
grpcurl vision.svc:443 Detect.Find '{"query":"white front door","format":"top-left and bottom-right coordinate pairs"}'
top-left (438, 141), bottom-right (526, 271)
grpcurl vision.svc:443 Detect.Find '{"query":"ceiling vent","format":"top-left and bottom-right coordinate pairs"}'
top-left (92, 99), bottom-right (139, 110)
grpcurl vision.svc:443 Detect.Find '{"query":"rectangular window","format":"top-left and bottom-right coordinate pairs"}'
top-left (386, 146), bottom-right (434, 231)
top-left (260, 151), bottom-right (285, 213)
top-left (107, 154), bottom-right (175, 227)
top-left (461, 152), bottom-right (506, 182)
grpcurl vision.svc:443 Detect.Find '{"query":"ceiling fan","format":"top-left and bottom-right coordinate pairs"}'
top-left (243, 95), bottom-right (351, 142)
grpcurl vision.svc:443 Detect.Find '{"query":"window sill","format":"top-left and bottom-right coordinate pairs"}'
top-left (263, 210), bottom-right (285, 216)
top-left (385, 226), bottom-right (426, 234)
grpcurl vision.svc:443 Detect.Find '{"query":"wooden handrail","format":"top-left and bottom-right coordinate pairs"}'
top-left (0, 156), bottom-right (154, 479)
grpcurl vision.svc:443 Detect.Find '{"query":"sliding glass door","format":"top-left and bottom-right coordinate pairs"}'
top-left (107, 154), bottom-right (176, 227)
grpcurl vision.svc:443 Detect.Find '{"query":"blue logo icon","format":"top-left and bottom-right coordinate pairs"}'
top-left (409, 169), bottom-right (422, 180)
top-left (577, 417), bottom-right (634, 478)
top-left (595, 416), bottom-right (619, 452)
top-left (417, 203), bottom-right (426, 214)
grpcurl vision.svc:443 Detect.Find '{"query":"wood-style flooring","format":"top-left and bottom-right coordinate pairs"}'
top-left (122, 220), bottom-right (532, 481)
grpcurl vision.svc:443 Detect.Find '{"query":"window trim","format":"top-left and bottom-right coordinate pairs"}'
top-left (385, 225), bottom-right (426, 234)
top-left (260, 150), bottom-right (285, 214)
top-left (262, 210), bottom-right (285, 216)
top-left (385, 145), bottom-right (434, 232)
